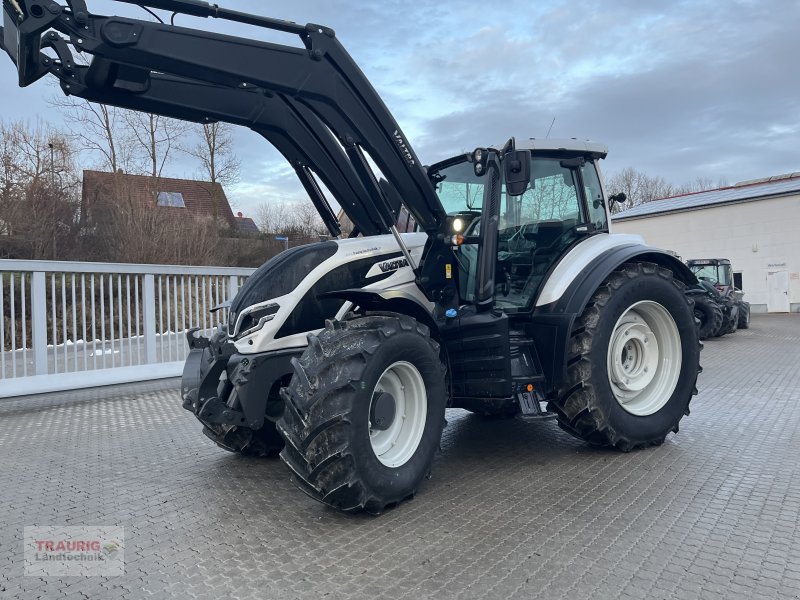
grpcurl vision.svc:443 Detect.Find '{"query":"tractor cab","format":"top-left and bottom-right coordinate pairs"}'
top-left (429, 140), bottom-right (610, 313)
top-left (687, 259), bottom-right (734, 296)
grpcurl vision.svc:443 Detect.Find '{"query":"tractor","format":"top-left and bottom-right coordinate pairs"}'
top-left (687, 258), bottom-right (750, 337)
top-left (2, 0), bottom-right (702, 513)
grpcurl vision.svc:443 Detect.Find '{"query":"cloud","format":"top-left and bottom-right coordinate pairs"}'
top-left (1, 0), bottom-right (797, 216)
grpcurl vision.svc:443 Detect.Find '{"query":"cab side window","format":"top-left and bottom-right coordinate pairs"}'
top-left (582, 163), bottom-right (608, 231)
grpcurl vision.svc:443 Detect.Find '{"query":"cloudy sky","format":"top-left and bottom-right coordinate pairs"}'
top-left (2, 0), bottom-right (798, 215)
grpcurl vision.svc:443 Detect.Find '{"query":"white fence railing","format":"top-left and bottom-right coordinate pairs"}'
top-left (0, 259), bottom-right (255, 397)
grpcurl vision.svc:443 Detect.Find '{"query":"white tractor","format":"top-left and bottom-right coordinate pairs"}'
top-left (2, 0), bottom-right (702, 513)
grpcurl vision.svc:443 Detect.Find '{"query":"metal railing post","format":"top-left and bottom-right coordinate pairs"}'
top-left (229, 275), bottom-right (238, 301)
top-left (143, 274), bottom-right (157, 364)
top-left (31, 271), bottom-right (48, 376)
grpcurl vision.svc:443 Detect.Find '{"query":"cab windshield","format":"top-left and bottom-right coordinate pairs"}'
top-left (690, 264), bottom-right (732, 286)
top-left (431, 155), bottom-right (608, 311)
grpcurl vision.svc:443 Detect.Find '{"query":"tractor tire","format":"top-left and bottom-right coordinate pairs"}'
top-left (692, 295), bottom-right (724, 340)
top-left (738, 302), bottom-right (751, 329)
top-left (277, 314), bottom-right (447, 513)
top-left (549, 262), bottom-right (701, 452)
top-left (202, 422), bottom-right (284, 457)
top-left (718, 307), bottom-right (738, 336)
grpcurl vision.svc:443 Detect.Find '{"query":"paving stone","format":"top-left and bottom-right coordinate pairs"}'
top-left (1, 315), bottom-right (799, 599)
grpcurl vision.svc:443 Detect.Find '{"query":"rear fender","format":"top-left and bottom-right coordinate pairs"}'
top-left (531, 243), bottom-right (697, 394)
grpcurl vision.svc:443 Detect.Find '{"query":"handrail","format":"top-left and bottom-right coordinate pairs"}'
top-left (0, 259), bottom-right (255, 276)
top-left (0, 259), bottom-right (254, 397)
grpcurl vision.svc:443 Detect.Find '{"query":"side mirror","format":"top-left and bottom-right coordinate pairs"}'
top-left (502, 138), bottom-right (530, 197)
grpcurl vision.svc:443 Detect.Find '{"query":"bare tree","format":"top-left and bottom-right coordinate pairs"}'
top-left (607, 168), bottom-right (727, 213)
top-left (673, 176), bottom-right (728, 196)
top-left (256, 200), bottom-right (289, 234)
top-left (124, 112), bottom-right (183, 178)
top-left (606, 168), bottom-right (677, 213)
top-left (256, 199), bottom-right (326, 243)
top-left (49, 96), bottom-right (137, 173)
top-left (0, 119), bottom-right (79, 259)
top-left (182, 122), bottom-right (240, 221)
top-left (184, 122), bottom-right (240, 186)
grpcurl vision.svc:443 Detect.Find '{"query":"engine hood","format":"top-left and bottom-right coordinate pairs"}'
top-left (228, 232), bottom-right (427, 345)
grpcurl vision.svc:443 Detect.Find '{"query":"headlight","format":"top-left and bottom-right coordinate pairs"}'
top-left (453, 217), bottom-right (464, 232)
top-left (232, 302), bottom-right (280, 339)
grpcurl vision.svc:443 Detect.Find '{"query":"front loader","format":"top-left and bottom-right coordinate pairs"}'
top-left (3, 0), bottom-right (702, 513)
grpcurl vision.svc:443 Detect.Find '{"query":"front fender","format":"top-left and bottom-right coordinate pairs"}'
top-left (319, 287), bottom-right (437, 332)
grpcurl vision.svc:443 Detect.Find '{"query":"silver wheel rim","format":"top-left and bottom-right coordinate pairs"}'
top-left (606, 300), bottom-right (682, 416)
top-left (369, 361), bottom-right (427, 468)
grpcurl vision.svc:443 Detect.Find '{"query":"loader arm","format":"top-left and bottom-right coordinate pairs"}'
top-left (1, 0), bottom-right (447, 235)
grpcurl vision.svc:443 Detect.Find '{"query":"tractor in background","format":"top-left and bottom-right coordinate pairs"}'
top-left (687, 258), bottom-right (750, 338)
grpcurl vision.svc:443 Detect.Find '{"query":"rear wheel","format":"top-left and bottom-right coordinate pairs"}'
top-left (692, 295), bottom-right (723, 340)
top-left (277, 314), bottom-right (447, 513)
top-left (549, 262), bottom-right (701, 451)
top-left (738, 301), bottom-right (751, 329)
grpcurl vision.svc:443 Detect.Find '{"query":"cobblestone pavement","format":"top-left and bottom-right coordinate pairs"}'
top-left (2, 315), bottom-right (799, 599)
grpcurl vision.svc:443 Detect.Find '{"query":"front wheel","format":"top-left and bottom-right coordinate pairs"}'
top-left (277, 314), bottom-right (447, 513)
top-left (692, 294), bottom-right (723, 340)
top-left (549, 262), bottom-right (701, 451)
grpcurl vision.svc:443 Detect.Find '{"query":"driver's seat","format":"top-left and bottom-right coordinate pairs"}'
top-left (518, 220), bottom-right (571, 302)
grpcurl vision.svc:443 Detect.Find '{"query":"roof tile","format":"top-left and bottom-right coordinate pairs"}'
top-left (82, 170), bottom-right (237, 228)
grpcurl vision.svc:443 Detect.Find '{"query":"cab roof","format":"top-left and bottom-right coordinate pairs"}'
top-left (493, 138), bottom-right (608, 160)
top-left (687, 259), bottom-right (732, 266)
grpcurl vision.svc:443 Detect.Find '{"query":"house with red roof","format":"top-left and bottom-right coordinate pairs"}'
top-left (82, 170), bottom-right (243, 230)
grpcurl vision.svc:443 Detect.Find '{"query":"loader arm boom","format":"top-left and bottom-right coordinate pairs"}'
top-left (1, 0), bottom-right (447, 235)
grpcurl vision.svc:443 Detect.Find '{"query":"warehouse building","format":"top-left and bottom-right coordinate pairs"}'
top-left (612, 174), bottom-right (800, 313)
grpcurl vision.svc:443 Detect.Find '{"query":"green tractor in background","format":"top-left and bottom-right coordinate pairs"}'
top-left (686, 259), bottom-right (750, 339)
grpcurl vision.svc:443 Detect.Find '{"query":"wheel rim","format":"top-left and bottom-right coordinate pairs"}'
top-left (369, 361), bottom-right (427, 468)
top-left (606, 300), bottom-right (682, 416)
